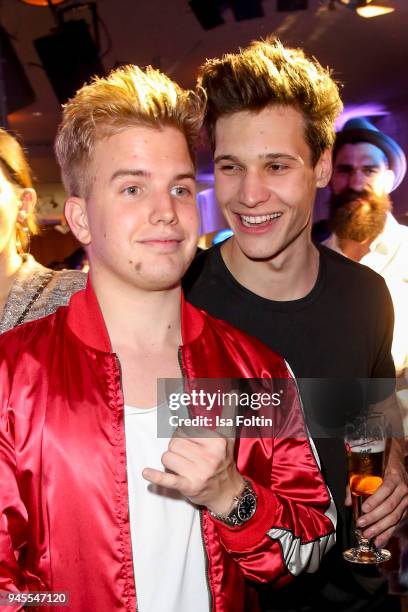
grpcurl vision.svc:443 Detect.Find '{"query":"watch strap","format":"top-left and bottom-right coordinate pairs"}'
top-left (208, 479), bottom-right (256, 527)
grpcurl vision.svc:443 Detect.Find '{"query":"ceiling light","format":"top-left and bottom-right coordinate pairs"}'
top-left (338, 0), bottom-right (371, 5)
top-left (337, 0), bottom-right (395, 18)
top-left (356, 5), bottom-right (394, 17)
top-left (19, 0), bottom-right (65, 6)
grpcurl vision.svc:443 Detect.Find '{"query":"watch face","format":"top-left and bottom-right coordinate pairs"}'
top-left (237, 493), bottom-right (257, 522)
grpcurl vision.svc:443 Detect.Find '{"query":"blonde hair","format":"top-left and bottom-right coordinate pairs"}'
top-left (0, 129), bottom-right (38, 251)
top-left (55, 65), bottom-right (203, 197)
top-left (198, 38), bottom-right (343, 165)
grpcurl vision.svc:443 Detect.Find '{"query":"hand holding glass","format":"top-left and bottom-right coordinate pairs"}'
top-left (343, 413), bottom-right (391, 564)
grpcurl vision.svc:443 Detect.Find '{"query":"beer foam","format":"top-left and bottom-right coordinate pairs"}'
top-left (351, 440), bottom-right (385, 453)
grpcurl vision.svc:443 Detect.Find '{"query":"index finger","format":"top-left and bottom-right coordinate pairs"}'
top-left (362, 478), bottom-right (398, 513)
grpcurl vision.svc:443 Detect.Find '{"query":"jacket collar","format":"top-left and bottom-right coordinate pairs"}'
top-left (67, 277), bottom-right (205, 353)
top-left (67, 277), bottom-right (112, 352)
top-left (181, 291), bottom-right (205, 345)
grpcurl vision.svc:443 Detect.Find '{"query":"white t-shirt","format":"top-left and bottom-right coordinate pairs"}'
top-left (124, 404), bottom-right (209, 612)
top-left (324, 214), bottom-right (408, 374)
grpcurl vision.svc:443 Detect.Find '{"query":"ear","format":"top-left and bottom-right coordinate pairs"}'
top-left (315, 149), bottom-right (332, 189)
top-left (382, 168), bottom-right (395, 195)
top-left (65, 196), bottom-right (91, 245)
top-left (18, 188), bottom-right (37, 221)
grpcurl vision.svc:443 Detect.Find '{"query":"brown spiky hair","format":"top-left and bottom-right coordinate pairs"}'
top-left (55, 65), bottom-right (203, 198)
top-left (197, 38), bottom-right (343, 166)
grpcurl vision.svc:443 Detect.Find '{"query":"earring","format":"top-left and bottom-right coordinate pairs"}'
top-left (16, 211), bottom-right (31, 254)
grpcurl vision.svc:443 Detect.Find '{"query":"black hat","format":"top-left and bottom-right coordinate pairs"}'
top-left (333, 117), bottom-right (406, 191)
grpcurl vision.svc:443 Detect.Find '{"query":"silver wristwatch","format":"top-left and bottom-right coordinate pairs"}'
top-left (209, 480), bottom-right (257, 527)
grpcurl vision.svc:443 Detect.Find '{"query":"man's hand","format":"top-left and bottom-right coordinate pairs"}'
top-left (345, 449), bottom-right (408, 547)
top-left (142, 430), bottom-right (245, 514)
top-left (358, 467), bottom-right (408, 547)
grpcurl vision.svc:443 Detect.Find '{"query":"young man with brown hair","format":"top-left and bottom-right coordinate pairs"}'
top-left (184, 39), bottom-right (408, 611)
top-left (0, 64), bottom-right (336, 611)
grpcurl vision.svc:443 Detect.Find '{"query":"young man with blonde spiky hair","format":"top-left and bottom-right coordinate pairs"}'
top-left (184, 38), bottom-right (407, 611)
top-left (0, 64), bottom-right (336, 611)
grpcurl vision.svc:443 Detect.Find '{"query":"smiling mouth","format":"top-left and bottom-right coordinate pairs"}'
top-left (239, 213), bottom-right (283, 227)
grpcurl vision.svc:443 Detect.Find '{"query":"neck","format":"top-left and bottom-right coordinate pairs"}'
top-left (222, 234), bottom-right (319, 301)
top-left (90, 269), bottom-right (182, 351)
top-left (0, 245), bottom-right (23, 300)
top-left (337, 237), bottom-right (371, 262)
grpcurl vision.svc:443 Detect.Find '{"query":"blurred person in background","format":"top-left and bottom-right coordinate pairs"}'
top-left (326, 117), bottom-right (408, 378)
top-left (325, 118), bottom-right (408, 439)
top-left (0, 129), bottom-right (86, 333)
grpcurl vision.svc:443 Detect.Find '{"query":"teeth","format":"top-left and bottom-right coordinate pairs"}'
top-left (240, 213), bottom-right (282, 226)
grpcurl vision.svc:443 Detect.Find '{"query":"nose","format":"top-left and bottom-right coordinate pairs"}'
top-left (238, 170), bottom-right (270, 208)
top-left (348, 169), bottom-right (368, 193)
top-left (149, 192), bottom-right (177, 224)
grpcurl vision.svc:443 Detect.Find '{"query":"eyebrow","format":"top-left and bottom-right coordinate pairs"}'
top-left (173, 172), bottom-right (196, 182)
top-left (110, 169), bottom-right (196, 182)
top-left (110, 169), bottom-right (150, 182)
top-left (214, 152), bottom-right (300, 164)
top-left (335, 163), bottom-right (380, 170)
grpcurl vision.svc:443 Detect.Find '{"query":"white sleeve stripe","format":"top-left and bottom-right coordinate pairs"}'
top-left (283, 359), bottom-right (338, 533)
top-left (276, 359), bottom-right (337, 575)
top-left (267, 528), bottom-right (336, 575)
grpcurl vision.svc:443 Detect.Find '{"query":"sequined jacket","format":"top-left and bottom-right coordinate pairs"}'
top-left (0, 281), bottom-right (336, 612)
top-left (0, 254), bottom-right (86, 334)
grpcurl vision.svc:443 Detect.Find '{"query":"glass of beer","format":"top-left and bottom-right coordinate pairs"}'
top-left (343, 413), bottom-right (391, 564)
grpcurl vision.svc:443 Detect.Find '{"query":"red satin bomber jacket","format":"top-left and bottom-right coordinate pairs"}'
top-left (0, 281), bottom-right (336, 612)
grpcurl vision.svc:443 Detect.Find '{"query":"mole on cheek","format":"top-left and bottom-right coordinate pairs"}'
top-left (134, 262), bottom-right (142, 272)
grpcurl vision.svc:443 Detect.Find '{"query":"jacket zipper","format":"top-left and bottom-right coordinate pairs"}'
top-left (117, 349), bottom-right (213, 611)
top-left (178, 347), bottom-right (214, 612)
top-left (200, 509), bottom-right (214, 612)
top-left (114, 354), bottom-right (139, 612)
